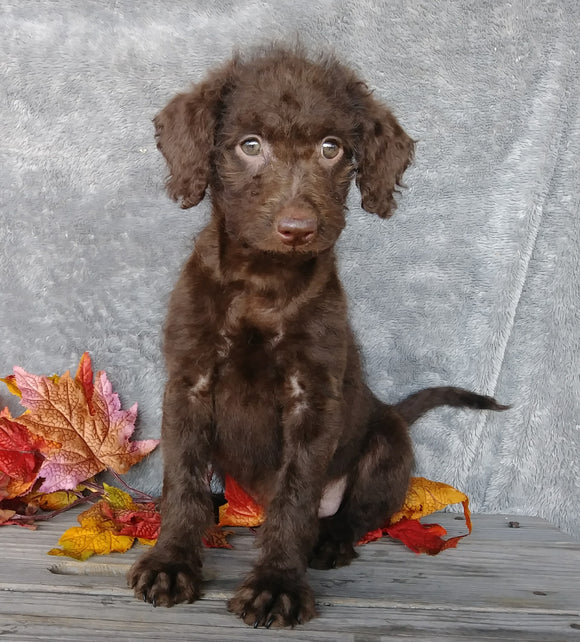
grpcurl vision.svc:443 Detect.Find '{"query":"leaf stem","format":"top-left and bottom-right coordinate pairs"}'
top-left (108, 469), bottom-right (156, 502)
top-left (9, 494), bottom-right (96, 523)
top-left (82, 481), bottom-right (105, 494)
top-left (2, 475), bottom-right (156, 528)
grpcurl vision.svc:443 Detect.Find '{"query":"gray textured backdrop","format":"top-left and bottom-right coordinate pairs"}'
top-left (1, 1), bottom-right (578, 536)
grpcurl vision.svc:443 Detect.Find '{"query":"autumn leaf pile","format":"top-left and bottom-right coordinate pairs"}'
top-left (0, 354), bottom-right (159, 550)
top-left (220, 474), bottom-right (472, 555)
top-left (1, 354), bottom-right (473, 559)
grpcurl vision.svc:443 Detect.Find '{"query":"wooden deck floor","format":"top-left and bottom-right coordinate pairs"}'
top-left (1, 508), bottom-right (579, 641)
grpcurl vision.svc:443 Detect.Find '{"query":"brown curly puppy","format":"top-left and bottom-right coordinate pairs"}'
top-left (128, 46), bottom-right (507, 628)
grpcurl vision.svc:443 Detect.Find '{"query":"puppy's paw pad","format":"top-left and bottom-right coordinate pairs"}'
top-left (228, 570), bottom-right (317, 628)
top-left (127, 551), bottom-right (202, 607)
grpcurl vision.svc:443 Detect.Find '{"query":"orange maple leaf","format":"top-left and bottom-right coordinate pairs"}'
top-left (203, 524), bottom-right (234, 549)
top-left (10, 353), bottom-right (158, 493)
top-left (218, 475), bottom-right (265, 527)
top-left (0, 508), bottom-right (17, 524)
top-left (389, 476), bottom-right (472, 531)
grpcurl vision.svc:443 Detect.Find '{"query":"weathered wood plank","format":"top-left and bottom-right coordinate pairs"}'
top-left (3, 516), bottom-right (577, 612)
top-left (0, 592), bottom-right (578, 641)
top-left (1, 510), bottom-right (578, 640)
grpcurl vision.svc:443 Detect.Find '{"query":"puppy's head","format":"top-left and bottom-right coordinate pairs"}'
top-left (154, 47), bottom-right (414, 254)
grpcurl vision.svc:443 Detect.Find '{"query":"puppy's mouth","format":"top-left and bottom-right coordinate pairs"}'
top-left (241, 233), bottom-right (327, 258)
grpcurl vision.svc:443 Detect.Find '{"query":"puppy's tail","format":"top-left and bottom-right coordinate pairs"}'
top-left (393, 386), bottom-right (509, 426)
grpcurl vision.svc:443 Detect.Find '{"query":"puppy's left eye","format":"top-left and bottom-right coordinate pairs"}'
top-left (321, 138), bottom-right (342, 160)
top-left (240, 137), bottom-right (262, 156)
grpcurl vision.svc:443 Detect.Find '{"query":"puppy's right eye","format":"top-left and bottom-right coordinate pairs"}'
top-left (321, 138), bottom-right (342, 160)
top-left (240, 137), bottom-right (262, 156)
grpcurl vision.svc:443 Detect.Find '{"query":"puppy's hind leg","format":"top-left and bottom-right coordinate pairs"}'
top-left (309, 400), bottom-right (413, 570)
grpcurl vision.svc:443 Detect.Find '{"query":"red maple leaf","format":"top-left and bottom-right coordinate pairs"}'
top-left (103, 501), bottom-right (161, 541)
top-left (0, 414), bottom-right (60, 499)
top-left (384, 518), bottom-right (469, 555)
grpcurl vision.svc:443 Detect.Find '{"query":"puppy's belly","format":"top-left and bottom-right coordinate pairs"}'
top-left (210, 349), bottom-right (348, 516)
top-left (319, 476), bottom-right (347, 517)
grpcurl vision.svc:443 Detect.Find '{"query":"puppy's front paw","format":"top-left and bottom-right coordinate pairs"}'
top-left (127, 548), bottom-right (202, 607)
top-left (309, 536), bottom-right (358, 570)
top-left (228, 568), bottom-right (317, 628)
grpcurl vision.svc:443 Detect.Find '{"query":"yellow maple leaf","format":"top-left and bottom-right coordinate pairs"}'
top-left (103, 482), bottom-right (135, 510)
top-left (390, 476), bottom-right (472, 531)
top-left (23, 489), bottom-right (81, 511)
top-left (48, 526), bottom-right (134, 560)
top-left (48, 499), bottom-right (134, 560)
top-left (0, 375), bottom-right (21, 398)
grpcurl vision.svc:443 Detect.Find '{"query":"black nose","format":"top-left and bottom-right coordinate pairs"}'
top-left (276, 216), bottom-right (317, 246)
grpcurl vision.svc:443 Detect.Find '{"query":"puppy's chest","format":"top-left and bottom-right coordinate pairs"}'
top-left (216, 291), bottom-right (286, 365)
top-left (211, 292), bottom-right (289, 480)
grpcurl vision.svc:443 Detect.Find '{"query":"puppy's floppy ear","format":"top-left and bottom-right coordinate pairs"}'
top-left (352, 85), bottom-right (415, 218)
top-left (154, 63), bottom-right (235, 209)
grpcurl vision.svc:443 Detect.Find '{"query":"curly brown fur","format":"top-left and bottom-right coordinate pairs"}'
top-left (127, 46), bottom-right (506, 628)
